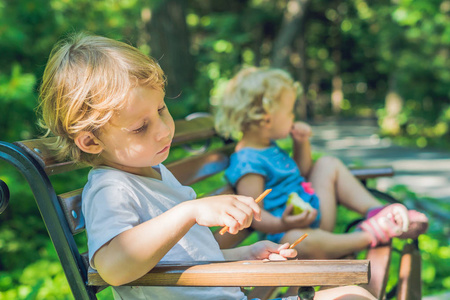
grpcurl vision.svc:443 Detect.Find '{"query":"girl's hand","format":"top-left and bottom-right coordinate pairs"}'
top-left (281, 204), bottom-right (318, 230)
top-left (290, 121), bottom-right (312, 143)
top-left (188, 195), bottom-right (261, 234)
top-left (248, 240), bottom-right (297, 261)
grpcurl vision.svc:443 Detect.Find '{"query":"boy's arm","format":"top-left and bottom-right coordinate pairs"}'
top-left (221, 245), bottom-right (253, 260)
top-left (291, 122), bottom-right (313, 177)
top-left (93, 201), bottom-right (195, 286)
top-left (94, 195), bottom-right (260, 286)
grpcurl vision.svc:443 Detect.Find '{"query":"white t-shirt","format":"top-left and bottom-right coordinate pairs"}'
top-left (82, 165), bottom-right (246, 300)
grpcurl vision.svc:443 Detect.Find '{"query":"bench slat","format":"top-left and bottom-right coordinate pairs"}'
top-left (350, 167), bottom-right (394, 180)
top-left (87, 259), bottom-right (370, 287)
top-left (170, 117), bottom-right (216, 146)
top-left (167, 144), bottom-right (235, 186)
top-left (14, 138), bottom-right (87, 175)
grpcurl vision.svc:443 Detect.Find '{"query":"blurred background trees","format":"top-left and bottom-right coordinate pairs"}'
top-left (1, 0), bottom-right (449, 298)
top-left (1, 0), bottom-right (449, 147)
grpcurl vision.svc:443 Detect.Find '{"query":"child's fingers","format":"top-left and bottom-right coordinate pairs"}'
top-left (231, 199), bottom-right (254, 218)
top-left (227, 197), bottom-right (259, 227)
top-left (284, 209), bottom-right (317, 228)
top-left (307, 209), bottom-right (318, 221)
top-left (282, 204), bottom-right (294, 218)
top-left (277, 242), bottom-right (297, 256)
top-left (216, 195), bottom-right (262, 235)
top-left (267, 253), bottom-right (287, 261)
top-left (300, 210), bottom-right (317, 227)
top-left (290, 210), bottom-right (309, 221)
top-left (250, 241), bottom-right (297, 260)
top-left (222, 214), bottom-right (242, 234)
top-left (235, 195), bottom-right (261, 221)
top-left (393, 205), bottom-right (409, 232)
top-left (290, 123), bottom-right (312, 143)
top-left (278, 248), bottom-right (297, 258)
top-left (223, 198), bottom-right (261, 232)
top-left (266, 242), bottom-right (297, 260)
top-left (277, 242), bottom-right (291, 250)
top-left (225, 205), bottom-right (253, 229)
top-left (291, 122), bottom-right (312, 134)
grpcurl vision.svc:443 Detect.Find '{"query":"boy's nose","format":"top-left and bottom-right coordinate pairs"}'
top-left (156, 120), bottom-right (172, 141)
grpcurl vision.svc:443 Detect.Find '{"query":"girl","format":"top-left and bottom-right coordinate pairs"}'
top-left (215, 67), bottom-right (428, 259)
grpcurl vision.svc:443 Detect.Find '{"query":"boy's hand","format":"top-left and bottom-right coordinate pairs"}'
top-left (290, 121), bottom-right (312, 143)
top-left (248, 241), bottom-right (297, 261)
top-left (281, 204), bottom-right (318, 229)
top-left (190, 195), bottom-right (261, 234)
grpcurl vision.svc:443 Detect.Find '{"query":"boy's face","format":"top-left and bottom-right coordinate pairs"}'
top-left (96, 86), bottom-right (174, 177)
top-left (268, 87), bottom-right (296, 139)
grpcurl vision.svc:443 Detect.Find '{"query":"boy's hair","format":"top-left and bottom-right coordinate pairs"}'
top-left (38, 32), bottom-right (166, 165)
top-left (215, 67), bottom-right (297, 139)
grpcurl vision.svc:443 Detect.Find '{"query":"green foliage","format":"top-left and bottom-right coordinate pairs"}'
top-left (0, 65), bottom-right (37, 141)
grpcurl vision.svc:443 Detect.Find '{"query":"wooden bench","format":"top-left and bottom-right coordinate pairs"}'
top-left (0, 114), bottom-right (418, 299)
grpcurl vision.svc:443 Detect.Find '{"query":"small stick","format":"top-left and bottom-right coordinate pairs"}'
top-left (289, 233), bottom-right (308, 249)
top-left (219, 189), bottom-right (272, 235)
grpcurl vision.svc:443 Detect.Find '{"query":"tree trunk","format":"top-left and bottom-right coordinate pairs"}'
top-left (294, 19), bottom-right (313, 120)
top-left (143, 0), bottom-right (194, 98)
top-left (330, 3), bottom-right (343, 116)
top-left (272, 0), bottom-right (310, 68)
top-left (382, 75), bottom-right (403, 135)
top-left (331, 74), bottom-right (343, 114)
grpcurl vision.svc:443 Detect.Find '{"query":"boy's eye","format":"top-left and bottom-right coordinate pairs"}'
top-left (133, 122), bottom-right (148, 134)
top-left (158, 105), bottom-right (166, 115)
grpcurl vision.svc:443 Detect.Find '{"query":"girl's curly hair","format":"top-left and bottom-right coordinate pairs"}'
top-left (214, 67), bottom-right (298, 139)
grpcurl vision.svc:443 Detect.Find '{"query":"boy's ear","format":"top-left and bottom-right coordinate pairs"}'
top-left (74, 131), bottom-right (103, 154)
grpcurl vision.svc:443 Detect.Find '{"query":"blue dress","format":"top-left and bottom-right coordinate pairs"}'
top-left (225, 142), bottom-right (321, 243)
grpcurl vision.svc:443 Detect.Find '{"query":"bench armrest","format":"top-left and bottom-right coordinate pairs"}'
top-left (88, 259), bottom-right (370, 287)
top-left (350, 166), bottom-right (394, 180)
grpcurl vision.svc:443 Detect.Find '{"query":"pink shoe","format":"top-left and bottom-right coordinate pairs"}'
top-left (358, 203), bottom-right (409, 247)
top-left (398, 210), bottom-right (429, 239)
top-left (366, 205), bottom-right (429, 240)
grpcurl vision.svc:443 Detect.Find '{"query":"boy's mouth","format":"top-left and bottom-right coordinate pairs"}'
top-left (157, 144), bottom-right (170, 154)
